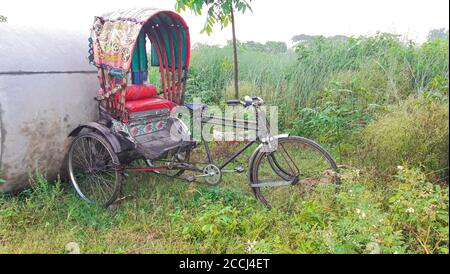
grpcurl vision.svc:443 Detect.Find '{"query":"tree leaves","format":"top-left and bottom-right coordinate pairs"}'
top-left (175, 0), bottom-right (254, 36)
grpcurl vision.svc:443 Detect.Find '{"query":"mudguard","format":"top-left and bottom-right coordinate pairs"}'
top-left (68, 122), bottom-right (122, 153)
top-left (247, 134), bottom-right (289, 184)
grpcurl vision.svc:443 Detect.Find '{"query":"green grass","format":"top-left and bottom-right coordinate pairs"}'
top-left (1, 32), bottom-right (448, 254)
top-left (0, 166), bottom-right (447, 254)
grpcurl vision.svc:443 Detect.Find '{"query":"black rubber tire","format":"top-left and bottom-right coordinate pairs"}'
top-left (68, 132), bottom-right (122, 207)
top-left (250, 136), bottom-right (340, 209)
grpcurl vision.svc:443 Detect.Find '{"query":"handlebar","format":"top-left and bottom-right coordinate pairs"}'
top-left (226, 96), bottom-right (264, 107)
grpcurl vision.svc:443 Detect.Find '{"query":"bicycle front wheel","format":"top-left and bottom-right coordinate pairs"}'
top-left (250, 136), bottom-right (339, 210)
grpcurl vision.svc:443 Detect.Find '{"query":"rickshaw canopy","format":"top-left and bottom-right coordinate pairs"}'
top-left (89, 8), bottom-right (191, 111)
top-left (90, 7), bottom-right (190, 71)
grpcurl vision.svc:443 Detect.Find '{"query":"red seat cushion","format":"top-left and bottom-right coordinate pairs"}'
top-left (118, 84), bottom-right (158, 101)
top-left (125, 96), bottom-right (176, 113)
top-left (115, 84), bottom-right (176, 113)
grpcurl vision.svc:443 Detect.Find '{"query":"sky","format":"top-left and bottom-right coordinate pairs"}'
top-left (1, 0), bottom-right (449, 46)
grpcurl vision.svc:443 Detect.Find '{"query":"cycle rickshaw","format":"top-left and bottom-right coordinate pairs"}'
top-left (67, 7), bottom-right (340, 209)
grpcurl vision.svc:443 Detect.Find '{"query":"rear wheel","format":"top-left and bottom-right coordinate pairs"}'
top-left (68, 132), bottom-right (122, 207)
top-left (250, 136), bottom-right (339, 210)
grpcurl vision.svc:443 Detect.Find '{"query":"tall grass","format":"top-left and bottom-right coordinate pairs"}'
top-left (184, 33), bottom-right (449, 174)
top-left (187, 33), bottom-right (448, 108)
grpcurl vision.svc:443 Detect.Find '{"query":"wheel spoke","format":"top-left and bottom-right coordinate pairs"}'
top-left (251, 137), bottom-right (339, 210)
top-left (68, 133), bottom-right (121, 206)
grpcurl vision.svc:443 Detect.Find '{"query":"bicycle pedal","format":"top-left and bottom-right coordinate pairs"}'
top-left (184, 176), bottom-right (196, 182)
top-left (234, 166), bottom-right (245, 173)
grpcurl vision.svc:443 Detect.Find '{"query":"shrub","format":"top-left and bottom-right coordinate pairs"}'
top-left (358, 96), bottom-right (449, 178)
top-left (389, 167), bottom-right (449, 253)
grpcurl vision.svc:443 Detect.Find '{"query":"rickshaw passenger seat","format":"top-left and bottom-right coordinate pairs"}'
top-left (121, 84), bottom-right (176, 113)
top-left (125, 97), bottom-right (176, 113)
top-left (123, 84), bottom-right (158, 100)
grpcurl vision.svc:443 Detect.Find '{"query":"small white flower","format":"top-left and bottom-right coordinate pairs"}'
top-left (355, 208), bottom-right (367, 219)
top-left (349, 189), bottom-right (353, 193)
top-left (397, 165), bottom-right (405, 171)
top-left (247, 240), bottom-right (257, 253)
top-left (406, 207), bottom-right (415, 214)
top-left (366, 242), bottom-right (381, 254)
top-left (65, 242), bottom-right (80, 254)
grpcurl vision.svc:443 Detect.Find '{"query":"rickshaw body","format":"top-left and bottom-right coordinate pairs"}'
top-left (70, 8), bottom-right (194, 165)
top-left (67, 7), bottom-right (340, 208)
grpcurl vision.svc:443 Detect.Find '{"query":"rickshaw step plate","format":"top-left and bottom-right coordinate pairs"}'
top-left (134, 129), bottom-right (188, 160)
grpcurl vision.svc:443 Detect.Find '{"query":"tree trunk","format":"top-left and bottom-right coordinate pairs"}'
top-left (231, 8), bottom-right (239, 99)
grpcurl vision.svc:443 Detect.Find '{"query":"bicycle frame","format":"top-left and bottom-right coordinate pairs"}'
top-left (124, 105), bottom-right (270, 175)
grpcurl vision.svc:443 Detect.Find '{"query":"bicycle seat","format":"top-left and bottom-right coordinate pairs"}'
top-left (184, 103), bottom-right (208, 111)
